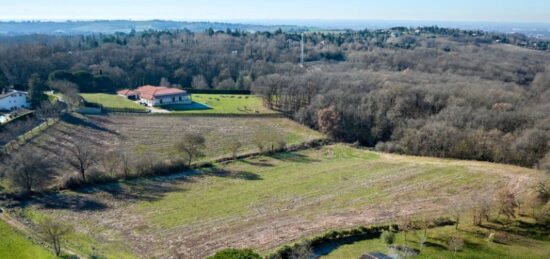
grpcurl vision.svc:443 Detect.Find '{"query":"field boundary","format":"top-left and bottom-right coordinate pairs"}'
top-left (104, 112), bottom-right (285, 118)
top-left (2, 118), bottom-right (59, 152)
top-left (202, 138), bottom-right (332, 166)
top-left (268, 218), bottom-right (455, 258)
top-left (0, 213), bottom-right (84, 258)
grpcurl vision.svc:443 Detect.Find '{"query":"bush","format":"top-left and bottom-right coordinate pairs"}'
top-left (535, 202), bottom-right (550, 227)
top-left (430, 216), bottom-right (456, 227)
top-left (381, 231), bottom-right (396, 245)
top-left (488, 232), bottom-right (512, 244)
top-left (207, 248), bottom-right (262, 259)
top-left (268, 225), bottom-right (391, 259)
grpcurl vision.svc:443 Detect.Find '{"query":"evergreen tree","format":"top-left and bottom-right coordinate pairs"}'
top-left (27, 73), bottom-right (47, 106)
top-left (235, 75), bottom-right (245, 89)
top-left (0, 69), bottom-right (9, 93)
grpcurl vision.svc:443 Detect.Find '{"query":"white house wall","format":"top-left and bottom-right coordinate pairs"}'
top-left (0, 92), bottom-right (31, 111)
top-left (142, 94), bottom-right (191, 107)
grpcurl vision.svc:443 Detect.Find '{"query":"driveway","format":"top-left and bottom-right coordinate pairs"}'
top-left (147, 106), bottom-right (171, 113)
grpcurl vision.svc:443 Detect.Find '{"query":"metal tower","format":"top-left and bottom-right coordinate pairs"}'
top-left (300, 33), bottom-right (304, 67)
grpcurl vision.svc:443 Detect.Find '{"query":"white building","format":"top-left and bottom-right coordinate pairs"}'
top-left (118, 85), bottom-right (192, 107)
top-left (0, 90), bottom-right (31, 111)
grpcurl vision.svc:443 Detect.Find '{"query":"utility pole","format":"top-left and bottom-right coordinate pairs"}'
top-left (300, 32), bottom-right (304, 68)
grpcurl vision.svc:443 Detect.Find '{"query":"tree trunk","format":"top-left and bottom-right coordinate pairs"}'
top-left (80, 167), bottom-right (86, 182)
top-left (455, 216), bottom-right (459, 230)
top-left (54, 238), bottom-right (61, 256)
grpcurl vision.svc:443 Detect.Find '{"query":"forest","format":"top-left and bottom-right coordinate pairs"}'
top-left (0, 26), bottom-right (549, 168)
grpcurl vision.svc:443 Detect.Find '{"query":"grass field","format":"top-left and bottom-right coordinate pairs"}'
top-left (165, 94), bottom-right (277, 114)
top-left (17, 144), bottom-right (542, 258)
top-left (80, 93), bottom-right (148, 112)
top-left (323, 220), bottom-right (550, 258)
top-left (0, 219), bottom-right (55, 259)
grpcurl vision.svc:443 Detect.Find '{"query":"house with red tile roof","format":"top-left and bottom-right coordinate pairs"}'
top-left (118, 85), bottom-right (191, 107)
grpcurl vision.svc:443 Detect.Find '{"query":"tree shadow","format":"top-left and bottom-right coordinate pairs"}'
top-left (241, 159), bottom-right (274, 167)
top-left (269, 152), bottom-right (319, 163)
top-left (424, 241), bottom-right (447, 250)
top-left (478, 220), bottom-right (550, 240)
top-left (74, 173), bottom-right (193, 203)
top-left (61, 113), bottom-right (118, 135)
top-left (204, 168), bottom-right (263, 181)
top-left (25, 192), bottom-right (108, 212)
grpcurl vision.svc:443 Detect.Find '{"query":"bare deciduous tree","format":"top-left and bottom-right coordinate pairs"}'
top-left (6, 149), bottom-right (56, 194)
top-left (65, 140), bottom-right (100, 182)
top-left (253, 131), bottom-right (268, 154)
top-left (49, 80), bottom-right (81, 111)
top-left (534, 176), bottom-right (550, 204)
top-left (399, 216), bottom-right (413, 242)
top-left (120, 150), bottom-right (132, 179)
top-left (471, 192), bottom-right (493, 225)
top-left (316, 105), bottom-right (341, 137)
top-left (448, 236), bottom-right (464, 256)
top-left (176, 133), bottom-right (206, 166)
top-left (35, 100), bottom-right (63, 120)
top-left (191, 75), bottom-right (209, 89)
top-left (496, 187), bottom-right (519, 221)
top-left (37, 217), bottom-right (73, 256)
top-left (452, 205), bottom-right (465, 230)
top-left (99, 150), bottom-right (123, 178)
top-left (227, 139), bottom-right (242, 159)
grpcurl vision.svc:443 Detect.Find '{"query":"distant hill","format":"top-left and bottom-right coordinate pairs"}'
top-left (1, 20), bottom-right (549, 39)
top-left (0, 20), bottom-right (305, 35)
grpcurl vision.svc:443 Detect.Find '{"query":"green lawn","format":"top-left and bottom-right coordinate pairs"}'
top-left (80, 93), bottom-right (148, 112)
top-left (19, 145), bottom-right (541, 258)
top-left (81, 93), bottom-right (274, 114)
top-left (0, 219), bottom-right (55, 259)
top-left (322, 221), bottom-right (550, 259)
top-left (165, 94), bottom-right (277, 114)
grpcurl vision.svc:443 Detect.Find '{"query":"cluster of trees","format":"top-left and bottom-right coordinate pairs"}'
top-left (1, 26), bottom-right (549, 172)
top-left (0, 26), bottom-right (547, 93)
top-left (253, 54), bottom-right (550, 168)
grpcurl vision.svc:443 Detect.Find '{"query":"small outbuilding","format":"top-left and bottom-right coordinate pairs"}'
top-left (117, 89), bottom-right (140, 100)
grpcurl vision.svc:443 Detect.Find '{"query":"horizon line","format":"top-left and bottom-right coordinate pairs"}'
top-left (0, 18), bottom-right (549, 25)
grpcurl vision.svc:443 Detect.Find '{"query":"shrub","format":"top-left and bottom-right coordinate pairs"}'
top-left (534, 202), bottom-right (550, 227)
top-left (381, 231), bottom-right (396, 245)
top-left (269, 225), bottom-right (390, 258)
top-left (448, 236), bottom-right (464, 255)
top-left (488, 232), bottom-right (512, 244)
top-left (431, 216), bottom-right (455, 227)
top-left (207, 248), bottom-right (262, 259)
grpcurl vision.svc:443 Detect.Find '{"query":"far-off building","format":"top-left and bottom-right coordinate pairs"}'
top-left (118, 85), bottom-right (192, 107)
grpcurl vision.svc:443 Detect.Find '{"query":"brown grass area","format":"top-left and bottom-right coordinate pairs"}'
top-left (16, 114), bottom-right (324, 182)
top-left (18, 145), bottom-right (542, 258)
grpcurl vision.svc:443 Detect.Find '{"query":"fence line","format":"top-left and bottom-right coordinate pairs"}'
top-left (2, 118), bottom-right (59, 152)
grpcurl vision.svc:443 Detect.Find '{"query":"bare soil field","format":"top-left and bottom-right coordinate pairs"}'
top-left (17, 113), bottom-right (323, 171)
top-left (15, 144), bottom-right (542, 258)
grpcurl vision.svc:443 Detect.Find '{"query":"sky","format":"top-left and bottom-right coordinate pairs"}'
top-left (0, 0), bottom-right (549, 23)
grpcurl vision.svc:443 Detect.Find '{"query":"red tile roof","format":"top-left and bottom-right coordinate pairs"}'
top-left (117, 89), bottom-right (139, 96)
top-left (119, 85), bottom-right (187, 100)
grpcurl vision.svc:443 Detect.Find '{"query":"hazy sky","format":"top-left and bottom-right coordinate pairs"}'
top-left (0, 0), bottom-right (549, 23)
